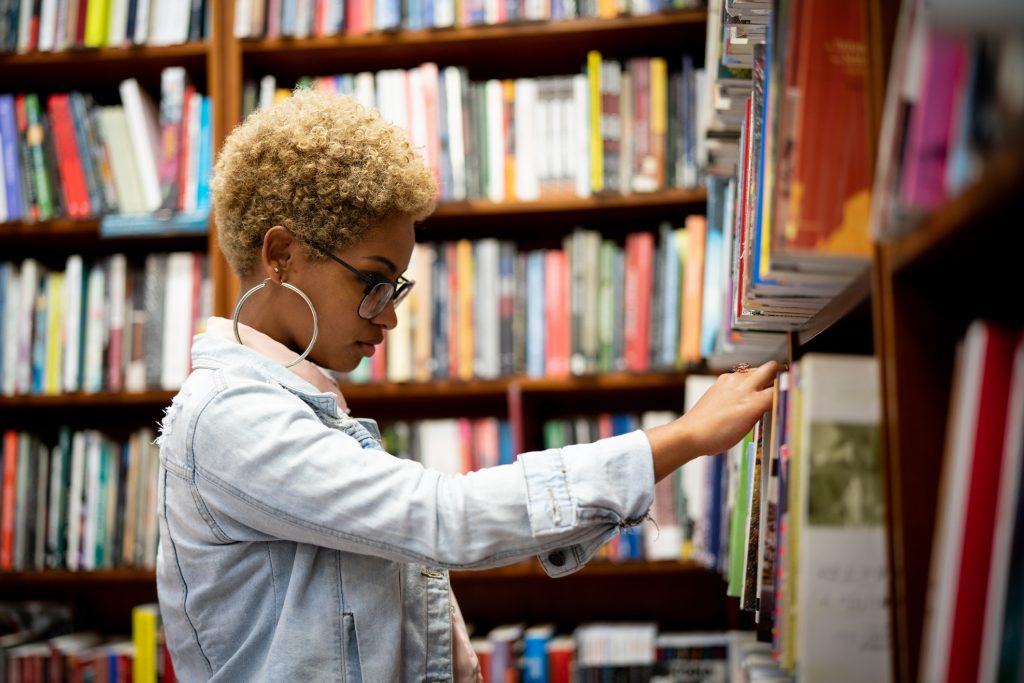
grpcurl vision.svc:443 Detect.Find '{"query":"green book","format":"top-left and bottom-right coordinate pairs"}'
top-left (23, 95), bottom-right (54, 221)
top-left (543, 420), bottom-right (567, 450)
top-left (95, 438), bottom-right (110, 569)
top-left (727, 429), bottom-right (753, 597)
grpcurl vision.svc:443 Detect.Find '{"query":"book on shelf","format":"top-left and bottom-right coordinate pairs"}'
top-left (245, 53), bottom-right (705, 204)
top-left (869, 1), bottom-right (1024, 241)
top-left (232, 0), bottom-right (704, 38)
top-left (920, 321), bottom-right (1024, 683)
top-left (1, 0), bottom-right (207, 53)
top-left (0, 69), bottom-right (213, 236)
top-left (0, 425), bottom-right (159, 573)
top-left (343, 224), bottom-right (720, 385)
top-left (0, 252), bottom-right (211, 397)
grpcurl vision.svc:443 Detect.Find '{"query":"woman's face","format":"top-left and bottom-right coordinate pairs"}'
top-left (262, 215), bottom-right (417, 373)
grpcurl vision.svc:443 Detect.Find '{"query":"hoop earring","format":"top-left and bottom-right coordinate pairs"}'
top-left (232, 277), bottom-right (319, 368)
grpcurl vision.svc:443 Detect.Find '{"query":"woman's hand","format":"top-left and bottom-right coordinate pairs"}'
top-left (646, 361), bottom-right (779, 481)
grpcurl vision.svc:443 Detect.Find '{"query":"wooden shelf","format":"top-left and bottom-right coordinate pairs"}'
top-left (451, 558), bottom-right (704, 580)
top-left (795, 266), bottom-right (873, 348)
top-left (240, 12), bottom-right (707, 78)
top-left (0, 218), bottom-right (209, 252)
top-left (0, 569), bottom-right (156, 584)
top-left (0, 390), bottom-right (176, 409)
top-left (887, 149), bottom-right (1024, 276)
top-left (0, 42), bottom-right (208, 67)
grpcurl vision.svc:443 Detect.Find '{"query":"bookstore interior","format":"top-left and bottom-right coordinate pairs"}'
top-left (0, 0), bottom-right (1022, 681)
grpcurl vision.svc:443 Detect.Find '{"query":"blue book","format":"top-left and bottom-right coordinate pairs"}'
top-left (196, 96), bottom-right (213, 211)
top-left (31, 277), bottom-right (46, 394)
top-left (525, 251), bottom-right (545, 378)
top-left (422, 0), bottom-right (435, 28)
top-left (521, 625), bottom-right (554, 683)
top-left (281, 0), bottom-right (297, 35)
top-left (610, 413), bottom-right (634, 437)
top-left (406, 0), bottom-right (423, 30)
top-left (431, 246), bottom-right (448, 378)
top-left (621, 525), bottom-right (644, 559)
top-left (497, 420), bottom-right (513, 465)
top-left (0, 94), bottom-right (23, 221)
top-left (700, 224), bottom-right (724, 359)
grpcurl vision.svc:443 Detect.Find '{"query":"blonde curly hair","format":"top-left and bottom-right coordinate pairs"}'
top-left (213, 88), bottom-right (437, 276)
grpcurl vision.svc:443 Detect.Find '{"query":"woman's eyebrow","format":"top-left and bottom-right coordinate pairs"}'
top-left (361, 255), bottom-right (398, 274)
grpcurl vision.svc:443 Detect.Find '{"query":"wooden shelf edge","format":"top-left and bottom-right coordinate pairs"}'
top-left (452, 559), bottom-right (708, 580)
top-left (340, 370), bottom-right (695, 401)
top-left (0, 391), bottom-right (176, 409)
top-left (429, 188), bottom-right (707, 220)
top-left (0, 42), bottom-right (209, 67)
top-left (0, 569), bottom-right (155, 583)
top-left (241, 12), bottom-right (707, 55)
top-left (0, 218), bottom-right (101, 238)
top-left (795, 266), bottom-right (873, 347)
top-left (887, 150), bottom-right (1024, 274)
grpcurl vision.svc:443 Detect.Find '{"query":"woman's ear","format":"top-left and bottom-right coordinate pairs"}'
top-left (260, 226), bottom-right (296, 281)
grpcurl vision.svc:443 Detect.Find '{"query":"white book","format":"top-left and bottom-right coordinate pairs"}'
top-left (160, 252), bottom-right (195, 390)
top-left (642, 410), bottom-right (684, 561)
top-left (485, 79), bottom-right (505, 202)
top-left (119, 79), bottom-right (162, 211)
top-left (295, 0), bottom-right (312, 37)
top-left (16, 0), bottom-right (34, 52)
top-left (99, 106), bottom-right (146, 214)
top-left (107, 0), bottom-right (129, 47)
top-left (66, 431), bottom-right (87, 571)
top-left (82, 431), bottom-right (102, 571)
top-left (354, 72), bottom-right (376, 110)
top-left (443, 67), bottom-right (466, 201)
top-left (417, 420), bottom-right (462, 474)
top-left (107, 254), bottom-right (127, 391)
top-left (407, 66), bottom-right (428, 166)
top-left (411, 243), bottom-right (435, 382)
top-left (474, 239), bottom-right (500, 379)
top-left (795, 354), bottom-right (890, 683)
top-left (435, 0), bottom-right (454, 27)
top-left (34, 443), bottom-right (49, 570)
top-left (82, 263), bottom-right (107, 393)
top-left (134, 0), bottom-right (152, 43)
top-left (572, 74), bottom-right (591, 198)
top-left (258, 75), bottom-right (277, 111)
top-left (139, 428), bottom-right (159, 569)
top-left (16, 259), bottom-right (38, 395)
top-left (234, 0), bottom-right (253, 37)
top-left (2, 265), bottom-right (19, 396)
top-left (979, 335), bottom-right (1024, 683)
top-left (513, 78), bottom-right (539, 201)
top-left (63, 255), bottom-right (83, 393)
top-left (38, 0), bottom-right (59, 51)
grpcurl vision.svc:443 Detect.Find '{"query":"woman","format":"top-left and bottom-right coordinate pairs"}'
top-left (155, 89), bottom-right (777, 682)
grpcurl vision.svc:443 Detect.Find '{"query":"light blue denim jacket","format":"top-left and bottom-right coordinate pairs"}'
top-left (156, 333), bottom-right (655, 682)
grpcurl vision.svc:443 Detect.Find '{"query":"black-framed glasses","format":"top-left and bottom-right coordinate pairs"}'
top-left (306, 242), bottom-right (414, 320)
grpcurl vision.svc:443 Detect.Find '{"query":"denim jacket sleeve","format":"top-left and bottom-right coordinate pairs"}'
top-left (174, 368), bottom-right (655, 576)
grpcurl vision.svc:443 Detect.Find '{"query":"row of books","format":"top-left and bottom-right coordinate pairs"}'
top-left (0, 69), bottom-right (213, 231)
top-left (679, 356), bottom-right (891, 683)
top-left (0, 253), bottom-right (211, 397)
top-left (0, 426), bottom-right (159, 573)
top-left (248, 52), bottom-right (705, 203)
top-left (0, 602), bottom-right (174, 683)
top-left (344, 220), bottom-right (721, 384)
top-left (697, 0), bottom-right (887, 367)
top-left (0, 0), bottom-right (207, 53)
top-left (233, 0), bottom-right (702, 38)
top-left (871, 5), bottom-right (1024, 239)
top-left (473, 624), bottom-right (780, 683)
top-left (919, 322), bottom-right (1024, 683)
top-left (378, 411), bottom-right (676, 563)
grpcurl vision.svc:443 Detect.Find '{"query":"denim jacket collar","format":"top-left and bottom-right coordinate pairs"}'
top-left (190, 332), bottom-right (343, 418)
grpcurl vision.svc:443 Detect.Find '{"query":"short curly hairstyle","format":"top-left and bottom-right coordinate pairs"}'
top-left (212, 88), bottom-right (437, 276)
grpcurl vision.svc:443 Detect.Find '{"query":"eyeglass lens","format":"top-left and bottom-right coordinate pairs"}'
top-left (360, 282), bottom-right (396, 319)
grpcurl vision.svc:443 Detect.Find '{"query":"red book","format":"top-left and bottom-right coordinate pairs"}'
top-left (544, 250), bottom-right (570, 378)
top-left (446, 242), bottom-right (459, 379)
top-left (46, 94), bottom-right (91, 218)
top-left (623, 232), bottom-right (654, 372)
top-left (176, 85), bottom-right (196, 211)
top-left (371, 337), bottom-right (387, 381)
top-left (735, 97), bottom-right (753, 324)
top-left (346, 0), bottom-right (364, 35)
top-left (946, 324), bottom-right (1021, 683)
top-left (1, 430), bottom-right (18, 570)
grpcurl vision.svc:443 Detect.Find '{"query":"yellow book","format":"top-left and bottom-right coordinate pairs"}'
top-left (274, 88), bottom-right (291, 104)
top-left (84, 0), bottom-right (110, 48)
top-left (45, 272), bottom-right (64, 396)
top-left (456, 239), bottom-right (474, 380)
top-left (132, 603), bottom-right (159, 683)
top-left (587, 50), bottom-right (602, 194)
top-left (503, 80), bottom-right (516, 202)
top-left (650, 57), bottom-right (668, 189)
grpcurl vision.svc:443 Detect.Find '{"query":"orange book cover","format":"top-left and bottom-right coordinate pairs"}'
top-left (783, 0), bottom-right (871, 258)
top-left (545, 250), bottom-right (570, 378)
top-left (446, 242), bottom-right (459, 379)
top-left (682, 215), bottom-right (706, 364)
top-left (624, 232), bottom-right (654, 372)
top-left (456, 239), bottom-right (474, 380)
top-left (503, 80), bottom-right (516, 202)
top-left (46, 94), bottom-right (91, 219)
top-left (1, 430), bottom-right (18, 570)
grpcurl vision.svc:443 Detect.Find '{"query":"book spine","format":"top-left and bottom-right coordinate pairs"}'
top-left (23, 94), bottom-right (54, 220)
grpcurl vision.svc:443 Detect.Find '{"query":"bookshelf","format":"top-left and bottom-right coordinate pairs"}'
top-left (876, 150), bottom-right (1024, 683)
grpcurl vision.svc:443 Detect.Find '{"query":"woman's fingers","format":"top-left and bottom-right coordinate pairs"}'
top-left (745, 360), bottom-right (780, 390)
